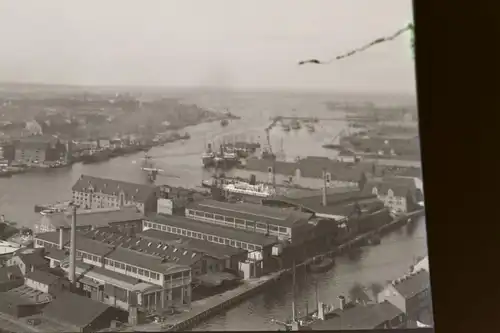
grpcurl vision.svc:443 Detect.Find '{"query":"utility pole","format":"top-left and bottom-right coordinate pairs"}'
top-left (69, 203), bottom-right (79, 284)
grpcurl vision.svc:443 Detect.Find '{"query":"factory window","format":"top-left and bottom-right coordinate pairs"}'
top-left (138, 269), bottom-right (144, 275)
top-left (230, 240), bottom-right (235, 246)
top-left (203, 235), bottom-right (208, 240)
top-left (151, 272), bottom-right (159, 280)
top-left (167, 227), bottom-right (171, 232)
top-left (186, 210), bottom-right (193, 216)
top-left (120, 263), bottom-right (126, 270)
top-left (172, 227), bottom-right (177, 233)
top-left (246, 221), bottom-right (255, 228)
top-left (213, 236), bottom-right (219, 243)
top-left (162, 225), bottom-right (166, 231)
top-left (256, 246), bottom-right (262, 250)
top-left (248, 244), bottom-right (255, 251)
top-left (225, 239), bottom-right (230, 245)
top-left (195, 211), bottom-right (204, 217)
top-left (219, 238), bottom-right (225, 244)
top-left (144, 222), bottom-right (151, 228)
top-left (268, 167), bottom-right (273, 173)
top-left (256, 222), bottom-right (267, 230)
top-left (126, 265), bottom-right (131, 272)
top-left (279, 227), bottom-right (288, 234)
top-left (235, 218), bottom-right (244, 225)
top-left (187, 231), bottom-right (192, 237)
top-left (144, 270), bottom-right (150, 278)
top-left (269, 225), bottom-right (279, 232)
top-left (214, 214), bottom-right (224, 221)
top-left (181, 229), bottom-right (187, 236)
top-left (208, 236), bottom-right (213, 241)
top-left (242, 243), bottom-right (248, 249)
top-left (236, 241), bottom-right (242, 247)
top-left (104, 259), bottom-right (110, 265)
top-left (225, 217), bottom-right (234, 223)
top-left (205, 213), bottom-right (214, 219)
top-left (131, 266), bottom-right (137, 273)
top-left (325, 173), bottom-right (331, 183)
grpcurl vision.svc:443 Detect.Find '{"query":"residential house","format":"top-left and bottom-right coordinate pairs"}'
top-left (309, 297), bottom-right (407, 330)
top-left (377, 269), bottom-right (432, 322)
top-left (233, 156), bottom-right (375, 189)
top-left (71, 175), bottom-right (159, 214)
top-left (365, 176), bottom-right (422, 213)
top-left (13, 135), bottom-right (66, 163)
top-left (0, 265), bottom-right (24, 292)
top-left (34, 206), bottom-right (145, 234)
top-left (24, 270), bottom-right (70, 295)
top-left (41, 292), bottom-right (127, 333)
top-left (6, 247), bottom-right (50, 275)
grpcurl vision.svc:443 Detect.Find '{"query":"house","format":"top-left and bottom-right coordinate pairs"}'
top-left (13, 135), bottom-right (66, 163)
top-left (377, 269), bottom-right (432, 322)
top-left (233, 156), bottom-right (375, 189)
top-left (309, 298), bottom-right (406, 330)
top-left (24, 270), bottom-right (70, 295)
top-left (71, 175), bottom-right (159, 214)
top-left (42, 292), bottom-right (126, 333)
top-left (0, 291), bottom-right (46, 318)
top-left (0, 265), bottom-right (24, 292)
top-left (365, 177), bottom-right (422, 213)
top-left (6, 247), bottom-right (50, 275)
top-left (336, 150), bottom-right (360, 163)
top-left (184, 199), bottom-right (313, 244)
top-left (35, 206), bottom-right (145, 234)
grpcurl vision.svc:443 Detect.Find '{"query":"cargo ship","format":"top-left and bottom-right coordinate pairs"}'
top-left (223, 182), bottom-right (276, 198)
top-left (81, 148), bottom-right (112, 164)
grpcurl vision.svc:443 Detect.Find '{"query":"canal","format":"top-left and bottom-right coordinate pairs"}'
top-left (0, 92), bottom-right (428, 330)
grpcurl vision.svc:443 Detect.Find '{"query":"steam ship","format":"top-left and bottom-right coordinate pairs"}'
top-left (81, 148), bottom-right (112, 164)
top-left (223, 182), bottom-right (276, 198)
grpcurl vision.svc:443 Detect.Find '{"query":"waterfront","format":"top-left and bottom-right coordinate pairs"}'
top-left (0, 92), bottom-right (426, 331)
top-left (194, 215), bottom-right (428, 331)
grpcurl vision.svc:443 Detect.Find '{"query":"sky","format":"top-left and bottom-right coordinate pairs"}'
top-left (0, 0), bottom-right (415, 93)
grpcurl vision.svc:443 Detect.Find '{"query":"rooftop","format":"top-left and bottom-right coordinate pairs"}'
top-left (187, 199), bottom-right (312, 228)
top-left (0, 265), bottom-right (23, 283)
top-left (42, 291), bottom-right (111, 329)
top-left (365, 176), bottom-right (418, 197)
top-left (72, 174), bottom-right (158, 203)
top-left (309, 301), bottom-right (403, 330)
top-left (39, 206), bottom-right (144, 229)
top-left (147, 214), bottom-right (278, 247)
top-left (82, 228), bottom-right (202, 267)
top-left (25, 270), bottom-right (61, 286)
top-left (392, 269), bottom-right (430, 299)
top-left (35, 231), bottom-right (114, 256)
top-left (138, 229), bottom-right (245, 260)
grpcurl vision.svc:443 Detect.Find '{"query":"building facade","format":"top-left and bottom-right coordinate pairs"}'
top-left (71, 175), bottom-right (159, 214)
top-left (13, 136), bottom-right (66, 164)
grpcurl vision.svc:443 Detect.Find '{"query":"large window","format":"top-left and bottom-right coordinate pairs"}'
top-left (225, 217), bottom-right (234, 223)
top-left (246, 221), bottom-right (255, 228)
top-left (205, 213), bottom-right (214, 219)
top-left (214, 214), bottom-right (224, 221)
top-left (269, 225), bottom-right (279, 232)
top-left (256, 222), bottom-right (267, 230)
top-left (279, 227), bottom-right (288, 234)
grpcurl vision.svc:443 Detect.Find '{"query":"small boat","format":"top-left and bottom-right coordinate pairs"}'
top-left (290, 120), bottom-right (301, 130)
top-left (220, 119), bottom-right (229, 127)
top-left (308, 257), bottom-right (335, 273)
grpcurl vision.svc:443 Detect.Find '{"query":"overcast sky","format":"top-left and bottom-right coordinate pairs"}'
top-left (0, 0), bottom-right (415, 93)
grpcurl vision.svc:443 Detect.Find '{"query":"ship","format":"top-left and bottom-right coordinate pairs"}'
top-left (322, 129), bottom-right (346, 150)
top-left (223, 182), bottom-right (276, 198)
top-left (306, 123), bottom-right (315, 133)
top-left (220, 119), bottom-right (229, 127)
top-left (307, 257), bottom-right (335, 274)
top-left (290, 120), bottom-right (301, 130)
top-left (34, 201), bottom-right (71, 213)
top-left (81, 148), bottom-right (112, 164)
top-left (260, 148), bottom-right (276, 160)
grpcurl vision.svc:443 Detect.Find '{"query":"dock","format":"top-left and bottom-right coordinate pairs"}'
top-left (120, 271), bottom-right (284, 332)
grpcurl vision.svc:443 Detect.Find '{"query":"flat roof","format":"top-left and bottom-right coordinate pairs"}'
top-left (138, 229), bottom-right (246, 260)
top-left (187, 199), bottom-right (312, 228)
top-left (146, 214), bottom-right (278, 247)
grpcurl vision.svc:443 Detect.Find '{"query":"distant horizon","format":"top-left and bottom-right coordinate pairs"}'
top-left (0, 80), bottom-right (417, 99)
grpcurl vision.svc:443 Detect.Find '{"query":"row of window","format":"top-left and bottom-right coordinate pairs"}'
top-left (143, 221), bottom-right (263, 252)
top-left (185, 209), bottom-right (290, 235)
top-left (104, 258), bottom-right (161, 280)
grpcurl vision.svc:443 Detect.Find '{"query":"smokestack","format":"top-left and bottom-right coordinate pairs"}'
top-left (338, 295), bottom-right (346, 311)
top-left (322, 169), bottom-right (327, 207)
top-left (59, 228), bottom-right (64, 250)
top-left (69, 204), bottom-right (77, 284)
top-left (318, 302), bottom-right (325, 320)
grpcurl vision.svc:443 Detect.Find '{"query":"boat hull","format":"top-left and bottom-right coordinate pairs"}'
top-left (307, 258), bottom-right (335, 273)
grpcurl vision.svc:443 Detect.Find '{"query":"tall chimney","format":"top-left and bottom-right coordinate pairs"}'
top-left (69, 205), bottom-right (77, 284)
top-left (318, 302), bottom-right (325, 320)
top-left (322, 169), bottom-right (327, 207)
top-left (338, 295), bottom-right (346, 311)
top-left (59, 228), bottom-right (64, 250)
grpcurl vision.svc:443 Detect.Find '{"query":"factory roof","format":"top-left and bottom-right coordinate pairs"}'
top-left (138, 229), bottom-right (245, 260)
top-left (35, 231), bottom-right (114, 256)
top-left (42, 292), bottom-right (111, 329)
top-left (72, 174), bottom-right (157, 203)
top-left (309, 301), bottom-right (403, 330)
top-left (146, 214), bottom-right (278, 247)
top-left (365, 176), bottom-right (418, 197)
top-left (186, 199), bottom-right (312, 228)
top-left (39, 206), bottom-right (144, 230)
top-left (25, 270), bottom-right (61, 286)
top-left (82, 228), bottom-right (203, 266)
top-left (0, 266), bottom-right (23, 283)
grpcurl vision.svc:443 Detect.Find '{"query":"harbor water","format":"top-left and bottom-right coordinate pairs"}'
top-left (0, 91), bottom-right (426, 330)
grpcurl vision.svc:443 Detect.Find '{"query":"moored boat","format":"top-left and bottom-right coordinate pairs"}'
top-left (308, 257), bottom-right (335, 273)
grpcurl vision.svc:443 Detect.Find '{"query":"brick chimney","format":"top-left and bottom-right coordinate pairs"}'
top-left (338, 295), bottom-right (346, 311)
top-left (59, 227), bottom-right (64, 250)
top-left (322, 169), bottom-right (327, 207)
